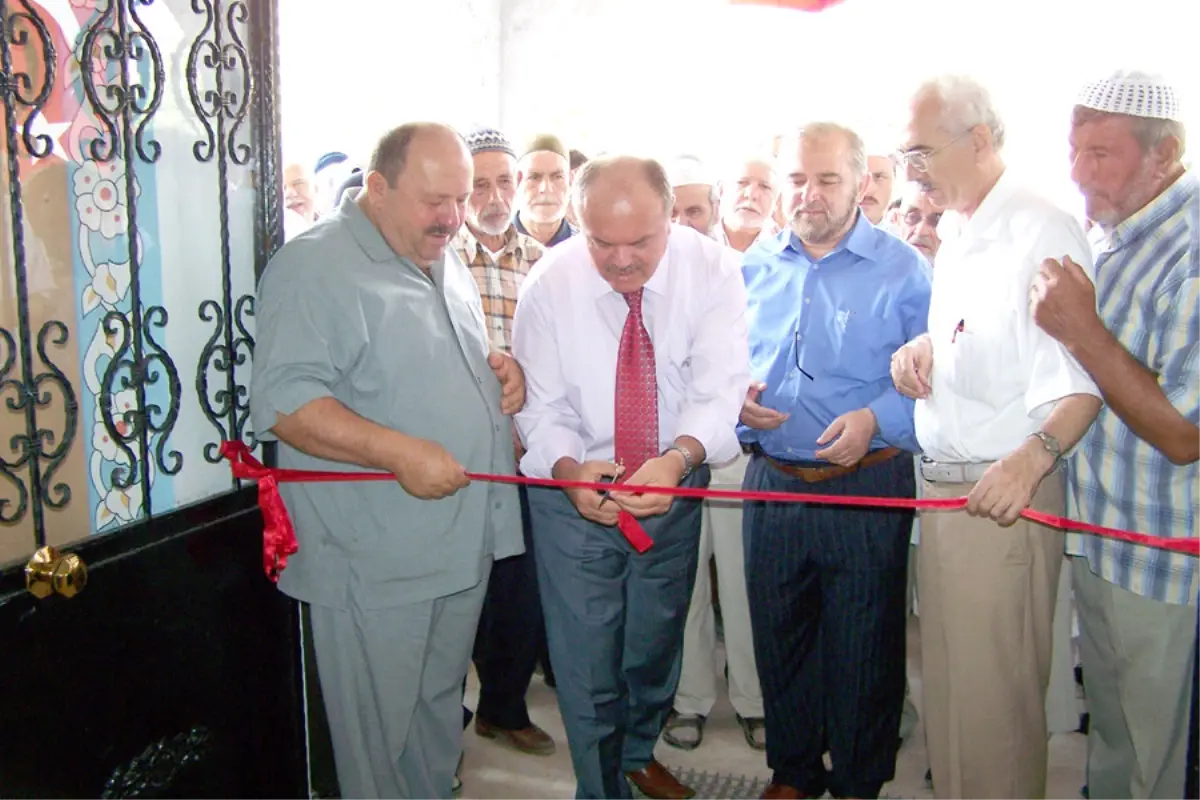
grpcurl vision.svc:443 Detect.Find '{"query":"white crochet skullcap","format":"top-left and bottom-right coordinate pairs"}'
top-left (1076, 70), bottom-right (1182, 121)
top-left (667, 155), bottom-right (715, 188)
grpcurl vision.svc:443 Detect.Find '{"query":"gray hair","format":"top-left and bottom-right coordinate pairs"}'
top-left (572, 155), bottom-right (674, 217)
top-left (780, 122), bottom-right (868, 181)
top-left (915, 75), bottom-right (1007, 151)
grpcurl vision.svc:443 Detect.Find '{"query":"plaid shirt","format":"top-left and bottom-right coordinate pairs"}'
top-left (451, 224), bottom-right (543, 353)
top-left (1066, 170), bottom-right (1199, 605)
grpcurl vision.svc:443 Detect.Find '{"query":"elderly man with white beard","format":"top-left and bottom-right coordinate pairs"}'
top-left (449, 127), bottom-right (557, 765)
top-left (716, 155), bottom-right (781, 252)
top-left (516, 134), bottom-right (577, 248)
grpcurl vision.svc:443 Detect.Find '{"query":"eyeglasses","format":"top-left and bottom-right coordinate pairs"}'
top-left (896, 130), bottom-right (972, 174)
top-left (902, 209), bottom-right (943, 228)
top-left (794, 330), bottom-right (814, 381)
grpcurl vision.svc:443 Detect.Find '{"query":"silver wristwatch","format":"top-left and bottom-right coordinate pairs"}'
top-left (1029, 431), bottom-right (1063, 472)
top-left (665, 443), bottom-right (695, 479)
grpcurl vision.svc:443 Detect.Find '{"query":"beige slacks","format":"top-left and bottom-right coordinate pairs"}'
top-left (675, 455), bottom-right (763, 720)
top-left (918, 472), bottom-right (1065, 799)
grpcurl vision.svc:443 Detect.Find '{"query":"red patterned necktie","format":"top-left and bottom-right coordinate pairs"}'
top-left (613, 289), bottom-right (658, 553)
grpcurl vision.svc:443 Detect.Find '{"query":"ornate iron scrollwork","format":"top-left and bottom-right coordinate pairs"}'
top-left (100, 726), bottom-right (212, 799)
top-left (0, 0), bottom-right (78, 545)
top-left (4, 0), bottom-right (56, 158)
top-left (83, 0), bottom-right (178, 515)
top-left (79, 0), bottom-right (166, 165)
top-left (189, 0), bottom-right (256, 469)
top-left (1, 0), bottom-right (282, 545)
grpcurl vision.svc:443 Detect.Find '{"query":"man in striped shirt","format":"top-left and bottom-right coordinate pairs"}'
top-left (450, 127), bottom-right (556, 764)
top-left (1032, 70), bottom-right (1197, 799)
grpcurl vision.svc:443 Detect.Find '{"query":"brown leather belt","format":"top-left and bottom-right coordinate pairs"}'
top-left (757, 446), bottom-right (902, 484)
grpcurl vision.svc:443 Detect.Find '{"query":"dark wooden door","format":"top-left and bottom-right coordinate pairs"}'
top-left (0, 490), bottom-right (307, 798)
top-left (0, 0), bottom-right (303, 795)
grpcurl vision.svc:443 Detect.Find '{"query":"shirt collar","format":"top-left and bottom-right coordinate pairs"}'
top-left (339, 190), bottom-right (400, 263)
top-left (764, 210), bottom-right (876, 261)
top-left (454, 223), bottom-right (525, 259)
top-left (1102, 169), bottom-right (1198, 252)
top-left (717, 218), bottom-right (779, 249)
top-left (516, 214), bottom-right (575, 246)
top-left (950, 168), bottom-right (1020, 242)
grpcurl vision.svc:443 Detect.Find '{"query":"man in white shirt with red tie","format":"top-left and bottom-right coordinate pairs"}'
top-left (513, 155), bottom-right (750, 800)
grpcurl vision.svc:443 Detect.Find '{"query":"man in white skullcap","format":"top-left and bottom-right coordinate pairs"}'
top-left (667, 156), bottom-right (720, 237)
top-left (1032, 69), bottom-right (1197, 799)
top-left (890, 75), bottom-right (1102, 798)
top-left (660, 158), bottom-right (766, 754)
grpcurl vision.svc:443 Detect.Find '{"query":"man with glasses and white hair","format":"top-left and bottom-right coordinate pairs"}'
top-left (740, 122), bottom-right (931, 800)
top-left (890, 75), bottom-right (1102, 798)
top-left (1032, 70), bottom-right (1197, 800)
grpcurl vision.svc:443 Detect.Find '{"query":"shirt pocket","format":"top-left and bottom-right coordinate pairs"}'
top-left (823, 303), bottom-right (887, 380)
top-left (658, 324), bottom-right (695, 415)
top-left (950, 301), bottom-right (1021, 404)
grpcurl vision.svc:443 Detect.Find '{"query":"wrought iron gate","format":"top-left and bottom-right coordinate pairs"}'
top-left (0, 2), bottom-right (304, 797)
top-left (1, 0), bottom-right (283, 561)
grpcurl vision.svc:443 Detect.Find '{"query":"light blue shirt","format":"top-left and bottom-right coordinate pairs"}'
top-left (1067, 170), bottom-right (1198, 605)
top-left (738, 212), bottom-right (932, 460)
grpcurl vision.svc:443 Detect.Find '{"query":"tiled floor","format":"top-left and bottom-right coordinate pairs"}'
top-left (459, 616), bottom-right (1087, 799)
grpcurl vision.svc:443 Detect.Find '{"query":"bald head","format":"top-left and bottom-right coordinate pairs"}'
top-left (368, 122), bottom-right (468, 187)
top-left (575, 156), bottom-right (673, 294)
top-left (573, 156), bottom-right (673, 219)
top-left (360, 122), bottom-right (472, 269)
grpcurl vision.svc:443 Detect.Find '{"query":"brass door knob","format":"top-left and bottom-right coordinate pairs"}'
top-left (25, 546), bottom-right (88, 599)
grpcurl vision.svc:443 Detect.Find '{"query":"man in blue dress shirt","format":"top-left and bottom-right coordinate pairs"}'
top-left (739, 122), bottom-right (932, 800)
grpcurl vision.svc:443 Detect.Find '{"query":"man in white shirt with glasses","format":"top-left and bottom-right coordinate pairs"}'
top-left (890, 75), bottom-right (1101, 799)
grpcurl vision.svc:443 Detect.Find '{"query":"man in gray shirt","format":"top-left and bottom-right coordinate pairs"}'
top-left (251, 122), bottom-right (526, 799)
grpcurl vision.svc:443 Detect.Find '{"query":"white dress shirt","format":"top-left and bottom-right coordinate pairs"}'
top-left (915, 170), bottom-right (1100, 463)
top-left (513, 224), bottom-right (751, 479)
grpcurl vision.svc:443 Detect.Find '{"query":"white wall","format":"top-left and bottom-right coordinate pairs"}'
top-left (279, 0), bottom-right (503, 169)
top-left (500, 0), bottom-right (1197, 214)
top-left (280, 0), bottom-right (1198, 214)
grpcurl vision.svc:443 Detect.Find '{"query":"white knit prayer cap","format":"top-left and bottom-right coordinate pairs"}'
top-left (667, 155), bottom-right (716, 188)
top-left (1075, 70), bottom-right (1183, 121)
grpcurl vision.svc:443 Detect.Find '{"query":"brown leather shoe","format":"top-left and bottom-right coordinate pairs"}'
top-left (760, 783), bottom-right (810, 799)
top-left (473, 717), bottom-right (556, 755)
top-left (625, 760), bottom-right (695, 799)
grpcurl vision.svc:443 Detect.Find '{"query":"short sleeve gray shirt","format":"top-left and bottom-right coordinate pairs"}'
top-left (250, 193), bottom-right (523, 609)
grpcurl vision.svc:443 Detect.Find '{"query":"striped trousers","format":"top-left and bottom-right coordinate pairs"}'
top-left (744, 452), bottom-right (914, 799)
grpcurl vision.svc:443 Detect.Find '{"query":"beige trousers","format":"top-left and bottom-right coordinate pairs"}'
top-left (674, 497), bottom-right (763, 719)
top-left (918, 472), bottom-right (1065, 799)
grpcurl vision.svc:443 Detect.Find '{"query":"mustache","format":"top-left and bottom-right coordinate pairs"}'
top-left (531, 194), bottom-right (560, 205)
top-left (425, 225), bottom-right (455, 237)
top-left (480, 202), bottom-right (511, 218)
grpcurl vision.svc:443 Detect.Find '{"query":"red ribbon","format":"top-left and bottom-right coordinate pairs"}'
top-left (219, 441), bottom-right (1199, 581)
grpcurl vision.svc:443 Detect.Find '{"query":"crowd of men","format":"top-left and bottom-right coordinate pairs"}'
top-left (256, 69), bottom-right (1197, 800)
